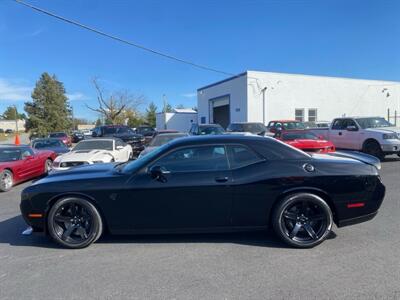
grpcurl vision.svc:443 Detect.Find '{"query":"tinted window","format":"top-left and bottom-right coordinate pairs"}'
top-left (115, 139), bottom-right (124, 147)
top-left (32, 139), bottom-right (65, 149)
top-left (356, 117), bottom-right (393, 129)
top-left (150, 134), bottom-right (187, 146)
top-left (154, 146), bottom-right (228, 172)
top-left (331, 119), bottom-right (346, 130)
top-left (0, 148), bottom-right (21, 162)
top-left (103, 127), bottom-right (118, 135)
top-left (227, 145), bottom-right (263, 169)
top-left (251, 139), bottom-right (310, 160)
top-left (198, 126), bottom-right (225, 135)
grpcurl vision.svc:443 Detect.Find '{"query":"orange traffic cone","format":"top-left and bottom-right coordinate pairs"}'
top-left (14, 134), bottom-right (21, 145)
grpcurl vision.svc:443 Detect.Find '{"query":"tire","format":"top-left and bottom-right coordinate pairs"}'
top-left (272, 193), bottom-right (333, 248)
top-left (47, 197), bottom-right (103, 249)
top-left (44, 159), bottom-right (53, 174)
top-left (363, 140), bottom-right (385, 161)
top-left (0, 169), bottom-right (13, 192)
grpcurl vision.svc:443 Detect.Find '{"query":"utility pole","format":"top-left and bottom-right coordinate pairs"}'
top-left (14, 105), bottom-right (19, 132)
top-left (163, 94), bottom-right (167, 129)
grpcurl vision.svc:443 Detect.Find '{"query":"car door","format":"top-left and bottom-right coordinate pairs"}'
top-left (21, 148), bottom-right (42, 178)
top-left (341, 119), bottom-right (361, 150)
top-left (329, 119), bottom-right (347, 148)
top-left (116, 145), bottom-right (233, 231)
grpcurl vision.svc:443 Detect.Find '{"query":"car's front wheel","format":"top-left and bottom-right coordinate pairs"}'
top-left (272, 193), bottom-right (333, 248)
top-left (47, 197), bottom-right (103, 249)
top-left (0, 169), bottom-right (13, 192)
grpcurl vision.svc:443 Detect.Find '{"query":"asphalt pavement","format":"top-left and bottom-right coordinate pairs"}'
top-left (0, 157), bottom-right (399, 299)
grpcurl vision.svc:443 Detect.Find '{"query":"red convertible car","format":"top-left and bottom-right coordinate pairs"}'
top-left (0, 145), bottom-right (56, 192)
top-left (277, 130), bottom-right (335, 153)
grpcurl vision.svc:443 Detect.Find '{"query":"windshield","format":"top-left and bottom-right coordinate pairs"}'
top-left (137, 127), bottom-right (153, 134)
top-left (282, 132), bottom-right (318, 141)
top-left (0, 149), bottom-right (21, 162)
top-left (103, 127), bottom-right (118, 134)
top-left (150, 134), bottom-right (187, 146)
top-left (122, 142), bottom-right (168, 173)
top-left (49, 132), bottom-right (67, 138)
top-left (32, 139), bottom-right (65, 149)
top-left (228, 123), bottom-right (265, 133)
top-left (356, 117), bottom-right (393, 129)
top-left (116, 127), bottom-right (134, 134)
top-left (199, 126), bottom-right (225, 135)
top-left (282, 122), bottom-right (305, 130)
top-left (73, 140), bottom-right (113, 151)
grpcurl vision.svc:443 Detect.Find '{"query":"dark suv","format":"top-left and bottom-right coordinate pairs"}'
top-left (189, 124), bottom-right (225, 135)
top-left (92, 125), bottom-right (145, 156)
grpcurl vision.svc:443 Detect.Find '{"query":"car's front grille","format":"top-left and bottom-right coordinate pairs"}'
top-left (60, 161), bottom-right (87, 168)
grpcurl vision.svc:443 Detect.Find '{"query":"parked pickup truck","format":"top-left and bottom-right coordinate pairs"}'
top-left (309, 117), bottom-right (400, 160)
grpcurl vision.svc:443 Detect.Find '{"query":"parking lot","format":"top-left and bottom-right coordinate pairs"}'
top-left (0, 157), bottom-right (398, 299)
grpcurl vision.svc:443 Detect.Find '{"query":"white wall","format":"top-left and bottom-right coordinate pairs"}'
top-left (197, 74), bottom-right (248, 124)
top-left (247, 71), bottom-right (400, 123)
top-left (0, 119), bottom-right (25, 131)
top-left (156, 112), bottom-right (197, 132)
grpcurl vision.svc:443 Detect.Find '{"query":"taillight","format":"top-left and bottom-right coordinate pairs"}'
top-left (347, 202), bottom-right (365, 208)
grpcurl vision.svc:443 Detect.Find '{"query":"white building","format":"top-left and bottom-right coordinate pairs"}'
top-left (156, 108), bottom-right (198, 132)
top-left (0, 119), bottom-right (26, 132)
top-left (197, 71), bottom-right (400, 128)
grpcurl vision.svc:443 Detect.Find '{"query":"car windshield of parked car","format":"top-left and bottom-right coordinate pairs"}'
top-left (116, 127), bottom-right (134, 134)
top-left (282, 122), bottom-right (306, 130)
top-left (73, 140), bottom-right (113, 151)
top-left (282, 132), bottom-right (319, 141)
top-left (356, 117), bottom-right (393, 129)
top-left (0, 148), bottom-right (21, 162)
top-left (49, 132), bottom-right (67, 138)
top-left (32, 139), bottom-right (65, 149)
top-left (228, 123), bottom-right (265, 133)
top-left (137, 127), bottom-right (153, 134)
top-left (199, 126), bottom-right (225, 135)
top-left (103, 127), bottom-right (118, 135)
top-left (150, 134), bottom-right (187, 146)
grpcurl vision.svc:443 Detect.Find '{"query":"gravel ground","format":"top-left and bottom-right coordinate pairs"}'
top-left (0, 156), bottom-right (399, 299)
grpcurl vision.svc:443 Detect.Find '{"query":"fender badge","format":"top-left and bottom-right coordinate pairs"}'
top-left (303, 163), bottom-right (315, 172)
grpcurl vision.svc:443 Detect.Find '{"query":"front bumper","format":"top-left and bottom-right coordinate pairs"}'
top-left (381, 139), bottom-right (400, 154)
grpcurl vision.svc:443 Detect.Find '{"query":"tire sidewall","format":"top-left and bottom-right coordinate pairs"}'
top-left (273, 193), bottom-right (333, 248)
top-left (47, 197), bottom-right (103, 249)
top-left (363, 140), bottom-right (384, 161)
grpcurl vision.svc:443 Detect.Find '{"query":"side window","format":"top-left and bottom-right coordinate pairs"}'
top-left (21, 148), bottom-right (33, 158)
top-left (346, 119), bottom-right (357, 128)
top-left (331, 119), bottom-right (345, 130)
top-left (115, 139), bottom-right (124, 147)
top-left (227, 145), bottom-right (263, 169)
top-left (154, 145), bottom-right (228, 172)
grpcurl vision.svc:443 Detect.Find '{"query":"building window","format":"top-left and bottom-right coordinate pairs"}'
top-left (308, 109), bottom-right (317, 122)
top-left (295, 109), bottom-right (304, 122)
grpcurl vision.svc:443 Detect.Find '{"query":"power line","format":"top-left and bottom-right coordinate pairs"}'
top-left (13, 0), bottom-right (235, 77)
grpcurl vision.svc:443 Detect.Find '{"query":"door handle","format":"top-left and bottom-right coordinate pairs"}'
top-left (215, 176), bottom-right (229, 183)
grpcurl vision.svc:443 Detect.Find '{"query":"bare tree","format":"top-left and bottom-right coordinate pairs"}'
top-left (86, 78), bottom-right (145, 124)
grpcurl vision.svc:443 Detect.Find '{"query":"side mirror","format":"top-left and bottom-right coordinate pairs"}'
top-left (346, 125), bottom-right (358, 131)
top-left (149, 165), bottom-right (170, 182)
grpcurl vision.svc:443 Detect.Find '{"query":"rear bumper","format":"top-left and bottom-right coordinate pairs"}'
top-left (337, 211), bottom-right (377, 227)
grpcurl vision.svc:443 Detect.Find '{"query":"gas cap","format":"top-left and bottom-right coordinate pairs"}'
top-left (303, 163), bottom-right (315, 172)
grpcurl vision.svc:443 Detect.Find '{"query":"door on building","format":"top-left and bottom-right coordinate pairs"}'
top-left (210, 96), bottom-right (230, 128)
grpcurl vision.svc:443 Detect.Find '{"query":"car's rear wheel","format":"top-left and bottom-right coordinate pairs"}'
top-left (0, 170), bottom-right (13, 192)
top-left (272, 193), bottom-right (333, 248)
top-left (44, 159), bottom-right (52, 174)
top-left (363, 140), bottom-right (384, 161)
top-left (47, 197), bottom-right (103, 249)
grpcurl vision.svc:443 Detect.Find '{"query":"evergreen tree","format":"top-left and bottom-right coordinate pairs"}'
top-left (25, 73), bottom-right (72, 135)
top-left (95, 118), bottom-right (102, 127)
top-left (163, 103), bottom-right (173, 113)
top-left (146, 102), bottom-right (157, 128)
top-left (2, 106), bottom-right (25, 120)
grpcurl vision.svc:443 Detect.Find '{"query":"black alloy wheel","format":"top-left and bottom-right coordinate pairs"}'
top-left (273, 193), bottom-right (333, 248)
top-left (47, 197), bottom-right (103, 249)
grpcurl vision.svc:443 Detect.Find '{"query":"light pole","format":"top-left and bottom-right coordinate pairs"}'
top-left (14, 105), bottom-right (19, 132)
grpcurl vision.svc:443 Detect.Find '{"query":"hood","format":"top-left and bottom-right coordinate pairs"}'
top-left (312, 150), bottom-right (381, 170)
top-left (35, 163), bottom-right (119, 184)
top-left (56, 149), bottom-right (112, 162)
top-left (365, 127), bottom-right (400, 135)
top-left (286, 139), bottom-right (333, 148)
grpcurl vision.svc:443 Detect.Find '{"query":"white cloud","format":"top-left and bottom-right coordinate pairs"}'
top-left (66, 92), bottom-right (88, 101)
top-left (182, 92), bottom-right (197, 98)
top-left (0, 78), bottom-right (32, 101)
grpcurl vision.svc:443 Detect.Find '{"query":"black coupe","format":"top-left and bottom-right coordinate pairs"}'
top-left (20, 135), bottom-right (385, 249)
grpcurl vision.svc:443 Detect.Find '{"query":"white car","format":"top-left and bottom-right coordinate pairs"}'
top-left (52, 138), bottom-right (132, 170)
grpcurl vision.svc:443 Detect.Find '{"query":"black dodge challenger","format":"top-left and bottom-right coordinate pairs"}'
top-left (20, 135), bottom-right (385, 249)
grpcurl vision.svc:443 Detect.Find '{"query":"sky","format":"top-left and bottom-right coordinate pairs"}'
top-left (0, 0), bottom-right (399, 121)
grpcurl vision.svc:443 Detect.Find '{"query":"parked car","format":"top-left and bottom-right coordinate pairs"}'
top-left (92, 125), bottom-right (145, 156)
top-left (81, 129), bottom-right (93, 137)
top-left (52, 138), bottom-right (132, 171)
top-left (139, 132), bottom-right (188, 157)
top-left (21, 135), bottom-right (384, 249)
top-left (49, 132), bottom-right (72, 147)
top-left (189, 123), bottom-right (225, 135)
top-left (71, 131), bottom-right (85, 143)
top-left (304, 121), bottom-right (331, 129)
top-left (309, 117), bottom-right (400, 160)
top-left (226, 122), bottom-right (273, 137)
top-left (5, 129), bottom-right (13, 134)
top-left (136, 125), bottom-right (156, 145)
top-left (277, 130), bottom-right (335, 153)
top-left (31, 138), bottom-right (70, 156)
top-left (0, 145), bottom-right (56, 192)
top-left (267, 120), bottom-right (306, 134)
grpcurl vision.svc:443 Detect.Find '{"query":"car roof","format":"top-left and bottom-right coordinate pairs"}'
top-left (166, 134), bottom-right (272, 147)
top-left (269, 120), bottom-right (299, 123)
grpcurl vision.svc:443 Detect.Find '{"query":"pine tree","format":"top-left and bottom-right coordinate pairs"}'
top-left (25, 73), bottom-right (72, 135)
top-left (146, 102), bottom-right (157, 128)
top-left (2, 106), bottom-right (25, 120)
top-left (163, 103), bottom-right (173, 113)
top-left (95, 118), bottom-right (102, 127)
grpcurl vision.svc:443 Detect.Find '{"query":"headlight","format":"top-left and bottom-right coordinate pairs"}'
top-left (383, 133), bottom-right (398, 139)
